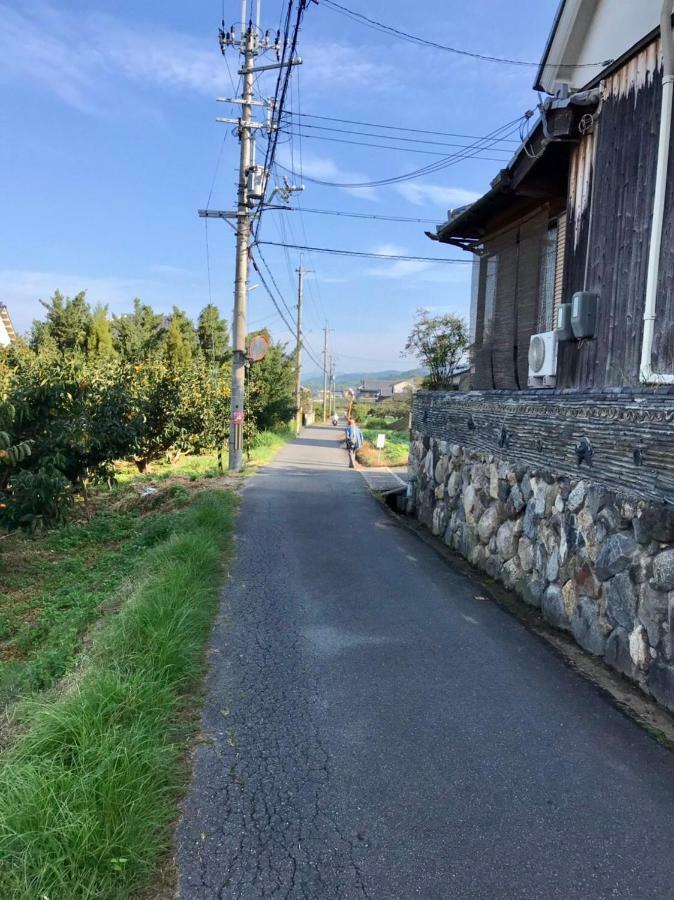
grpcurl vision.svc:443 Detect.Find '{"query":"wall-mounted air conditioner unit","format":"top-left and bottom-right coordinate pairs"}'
top-left (528, 331), bottom-right (558, 387)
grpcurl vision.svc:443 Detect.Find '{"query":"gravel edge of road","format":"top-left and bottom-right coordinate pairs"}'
top-left (369, 489), bottom-right (674, 752)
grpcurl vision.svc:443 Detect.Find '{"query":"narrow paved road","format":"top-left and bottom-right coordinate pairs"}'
top-left (177, 426), bottom-right (674, 899)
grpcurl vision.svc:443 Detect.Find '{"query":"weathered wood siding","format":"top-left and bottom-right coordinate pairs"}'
top-left (472, 210), bottom-right (550, 389)
top-left (412, 389), bottom-right (674, 500)
top-left (560, 39), bottom-right (674, 387)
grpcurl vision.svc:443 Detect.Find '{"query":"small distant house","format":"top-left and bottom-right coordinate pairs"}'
top-left (0, 304), bottom-right (17, 347)
top-left (357, 379), bottom-right (416, 402)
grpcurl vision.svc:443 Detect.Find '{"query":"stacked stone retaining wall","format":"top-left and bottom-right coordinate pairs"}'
top-left (409, 390), bottom-right (674, 712)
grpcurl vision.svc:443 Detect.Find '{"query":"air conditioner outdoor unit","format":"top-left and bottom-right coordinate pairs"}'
top-left (528, 330), bottom-right (558, 387)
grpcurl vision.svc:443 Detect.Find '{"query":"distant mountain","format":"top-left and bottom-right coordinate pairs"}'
top-left (303, 368), bottom-right (425, 391)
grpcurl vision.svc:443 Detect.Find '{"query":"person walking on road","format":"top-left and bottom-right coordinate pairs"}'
top-left (345, 416), bottom-right (363, 468)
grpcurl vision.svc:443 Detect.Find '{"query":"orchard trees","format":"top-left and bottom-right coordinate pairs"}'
top-left (0, 292), bottom-right (295, 528)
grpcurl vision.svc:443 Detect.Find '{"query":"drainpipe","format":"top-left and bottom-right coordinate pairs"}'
top-left (640, 0), bottom-right (674, 384)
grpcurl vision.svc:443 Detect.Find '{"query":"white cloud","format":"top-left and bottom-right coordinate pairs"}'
top-left (300, 41), bottom-right (398, 96)
top-left (362, 243), bottom-right (470, 281)
top-left (0, 3), bottom-right (400, 117)
top-left (0, 2), bottom-right (230, 113)
top-left (395, 183), bottom-right (481, 210)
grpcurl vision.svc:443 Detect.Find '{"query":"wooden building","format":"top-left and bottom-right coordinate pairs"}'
top-left (429, 0), bottom-right (674, 392)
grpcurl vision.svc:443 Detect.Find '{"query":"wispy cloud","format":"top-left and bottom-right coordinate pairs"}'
top-left (0, 2), bottom-right (234, 113)
top-left (300, 41), bottom-right (398, 96)
top-left (395, 183), bottom-right (481, 210)
top-left (0, 2), bottom-right (398, 118)
top-left (363, 243), bottom-right (433, 280)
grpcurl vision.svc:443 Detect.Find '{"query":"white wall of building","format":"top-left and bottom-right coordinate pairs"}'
top-left (540, 0), bottom-right (664, 93)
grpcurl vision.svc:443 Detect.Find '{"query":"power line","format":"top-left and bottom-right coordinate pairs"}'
top-left (255, 244), bottom-right (297, 324)
top-left (253, 245), bottom-right (323, 368)
top-left (289, 207), bottom-right (442, 224)
top-left (250, 255), bottom-right (296, 335)
top-left (256, 240), bottom-right (471, 263)
top-left (277, 116), bottom-right (526, 188)
top-left (282, 114), bottom-right (520, 146)
top-left (283, 129), bottom-right (511, 160)
top-left (321, 0), bottom-right (613, 69)
top-left (253, 0), bottom-right (307, 241)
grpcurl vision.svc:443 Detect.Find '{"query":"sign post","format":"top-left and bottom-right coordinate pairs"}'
top-left (375, 433), bottom-right (386, 466)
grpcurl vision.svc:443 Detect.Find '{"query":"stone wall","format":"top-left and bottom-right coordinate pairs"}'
top-left (409, 395), bottom-right (674, 713)
top-left (411, 389), bottom-right (674, 500)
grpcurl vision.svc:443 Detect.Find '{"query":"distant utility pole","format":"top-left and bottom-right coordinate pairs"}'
top-left (199, 2), bottom-right (303, 471)
top-left (295, 260), bottom-right (305, 436)
top-left (322, 326), bottom-right (329, 423)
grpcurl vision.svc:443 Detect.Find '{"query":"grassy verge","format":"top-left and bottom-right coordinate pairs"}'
top-left (0, 426), bottom-right (292, 898)
top-left (245, 424), bottom-right (294, 470)
top-left (358, 428), bottom-right (410, 467)
top-left (0, 493), bottom-right (195, 709)
top-left (0, 490), bottom-right (236, 899)
top-left (113, 425), bottom-right (294, 485)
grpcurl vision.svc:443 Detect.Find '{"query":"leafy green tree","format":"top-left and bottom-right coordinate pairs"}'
top-left (403, 308), bottom-right (468, 390)
top-left (86, 305), bottom-right (116, 358)
top-left (0, 348), bottom-right (136, 527)
top-left (163, 316), bottom-right (193, 369)
top-left (198, 304), bottom-right (230, 365)
top-left (31, 291), bottom-right (93, 354)
top-left (126, 356), bottom-right (229, 471)
top-left (111, 299), bottom-right (162, 362)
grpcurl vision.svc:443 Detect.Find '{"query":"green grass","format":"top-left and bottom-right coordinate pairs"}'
top-left (360, 428), bottom-right (410, 467)
top-left (0, 504), bottom-right (191, 707)
top-left (0, 490), bottom-right (236, 900)
top-left (245, 424), bottom-right (294, 470)
top-left (114, 425), bottom-right (294, 485)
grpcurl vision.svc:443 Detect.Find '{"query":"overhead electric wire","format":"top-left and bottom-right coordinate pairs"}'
top-left (321, 0), bottom-right (613, 69)
top-left (253, 0), bottom-right (307, 241)
top-left (283, 129), bottom-right (511, 160)
top-left (289, 207), bottom-right (442, 224)
top-left (253, 244), bottom-right (323, 367)
top-left (282, 116), bottom-right (518, 149)
top-left (255, 244), bottom-right (296, 323)
top-left (249, 255), bottom-right (296, 336)
top-left (277, 115), bottom-right (527, 188)
top-left (256, 241), bottom-right (471, 263)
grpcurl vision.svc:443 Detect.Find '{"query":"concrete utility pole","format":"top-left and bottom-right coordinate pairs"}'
top-left (294, 261), bottom-right (305, 436)
top-left (204, 4), bottom-right (303, 471)
top-left (330, 358), bottom-right (337, 416)
top-left (322, 326), bottom-right (329, 423)
top-left (229, 24), bottom-right (256, 472)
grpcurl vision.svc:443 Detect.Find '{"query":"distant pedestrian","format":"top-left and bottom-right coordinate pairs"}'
top-left (345, 416), bottom-right (363, 468)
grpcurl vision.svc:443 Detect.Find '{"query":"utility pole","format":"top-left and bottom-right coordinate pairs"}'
top-left (228, 24), bottom-right (256, 472)
top-left (322, 326), bottom-right (329, 423)
top-left (331, 358), bottom-right (337, 416)
top-left (294, 260), bottom-right (305, 436)
top-left (201, 4), bottom-right (305, 471)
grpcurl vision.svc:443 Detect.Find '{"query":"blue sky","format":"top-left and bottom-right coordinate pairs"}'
top-left (1, 0), bottom-right (559, 375)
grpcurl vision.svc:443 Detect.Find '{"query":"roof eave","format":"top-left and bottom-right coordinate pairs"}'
top-left (534, 0), bottom-right (568, 93)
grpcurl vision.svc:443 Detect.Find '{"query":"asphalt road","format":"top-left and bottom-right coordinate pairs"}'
top-left (177, 425), bottom-right (674, 899)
